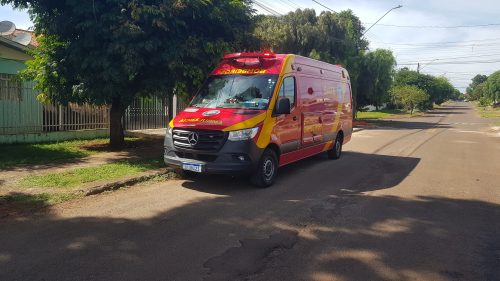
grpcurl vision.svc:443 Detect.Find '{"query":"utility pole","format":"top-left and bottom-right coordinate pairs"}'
top-left (417, 63), bottom-right (420, 73)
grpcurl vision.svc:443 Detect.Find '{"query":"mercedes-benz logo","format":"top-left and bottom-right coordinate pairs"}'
top-left (188, 132), bottom-right (199, 146)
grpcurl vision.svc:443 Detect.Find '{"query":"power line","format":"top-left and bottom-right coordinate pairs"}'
top-left (380, 42), bottom-right (500, 49)
top-left (284, 0), bottom-right (303, 9)
top-left (276, 0), bottom-right (298, 10)
top-left (311, 0), bottom-right (334, 12)
top-left (399, 59), bottom-right (500, 66)
top-left (399, 53), bottom-right (500, 64)
top-left (251, 0), bottom-right (283, 16)
top-left (371, 37), bottom-right (500, 47)
top-left (362, 23), bottom-right (500, 29)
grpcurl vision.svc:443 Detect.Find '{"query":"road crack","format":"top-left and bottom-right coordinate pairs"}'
top-left (203, 230), bottom-right (298, 281)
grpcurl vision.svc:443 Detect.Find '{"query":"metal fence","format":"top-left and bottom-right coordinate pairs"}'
top-left (42, 103), bottom-right (109, 132)
top-left (0, 74), bottom-right (189, 136)
top-left (123, 97), bottom-right (167, 130)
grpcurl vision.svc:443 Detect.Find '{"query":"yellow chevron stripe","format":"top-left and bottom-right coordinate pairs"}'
top-left (222, 112), bottom-right (267, 132)
top-left (256, 54), bottom-right (295, 148)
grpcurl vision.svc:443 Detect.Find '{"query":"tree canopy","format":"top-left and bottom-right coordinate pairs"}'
top-left (393, 68), bottom-right (459, 109)
top-left (253, 9), bottom-right (368, 111)
top-left (357, 49), bottom-right (396, 110)
top-left (466, 74), bottom-right (488, 100)
top-left (485, 71), bottom-right (500, 104)
top-left (390, 85), bottom-right (429, 115)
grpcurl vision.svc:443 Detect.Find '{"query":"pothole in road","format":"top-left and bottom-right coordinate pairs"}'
top-left (203, 230), bottom-right (298, 281)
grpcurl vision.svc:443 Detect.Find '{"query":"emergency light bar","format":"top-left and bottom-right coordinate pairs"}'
top-left (223, 52), bottom-right (276, 60)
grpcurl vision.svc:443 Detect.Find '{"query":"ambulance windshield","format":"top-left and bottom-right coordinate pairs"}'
top-left (191, 74), bottom-right (278, 110)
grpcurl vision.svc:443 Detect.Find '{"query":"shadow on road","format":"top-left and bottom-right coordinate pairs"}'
top-left (182, 152), bottom-right (420, 196)
top-left (1, 150), bottom-right (498, 280)
top-left (367, 120), bottom-right (452, 130)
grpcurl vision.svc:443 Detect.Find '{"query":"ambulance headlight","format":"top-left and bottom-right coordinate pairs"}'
top-left (228, 127), bottom-right (259, 141)
top-left (166, 124), bottom-right (173, 136)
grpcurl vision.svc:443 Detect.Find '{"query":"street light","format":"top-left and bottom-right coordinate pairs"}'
top-left (362, 5), bottom-right (403, 37)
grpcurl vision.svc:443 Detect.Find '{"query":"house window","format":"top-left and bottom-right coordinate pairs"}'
top-left (0, 73), bottom-right (22, 101)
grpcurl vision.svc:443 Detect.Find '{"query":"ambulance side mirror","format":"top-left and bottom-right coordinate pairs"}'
top-left (275, 97), bottom-right (291, 115)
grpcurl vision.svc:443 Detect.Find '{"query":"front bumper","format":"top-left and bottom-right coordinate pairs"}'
top-left (164, 132), bottom-right (264, 174)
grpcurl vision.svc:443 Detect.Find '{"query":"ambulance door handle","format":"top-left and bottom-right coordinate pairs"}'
top-left (293, 116), bottom-right (297, 121)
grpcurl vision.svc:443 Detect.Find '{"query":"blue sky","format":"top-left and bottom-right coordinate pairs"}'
top-left (2, 0), bottom-right (500, 92)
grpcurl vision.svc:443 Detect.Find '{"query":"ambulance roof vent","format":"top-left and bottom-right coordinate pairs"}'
top-left (11, 31), bottom-right (32, 46)
top-left (0, 21), bottom-right (16, 36)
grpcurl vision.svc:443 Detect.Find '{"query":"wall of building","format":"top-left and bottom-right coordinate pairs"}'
top-left (0, 43), bottom-right (31, 62)
top-left (0, 128), bottom-right (110, 144)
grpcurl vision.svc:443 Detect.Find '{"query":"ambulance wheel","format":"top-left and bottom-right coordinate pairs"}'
top-left (328, 134), bottom-right (343, 160)
top-left (251, 149), bottom-right (278, 188)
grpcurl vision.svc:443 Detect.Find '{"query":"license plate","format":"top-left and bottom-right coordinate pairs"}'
top-left (182, 163), bottom-right (203, 173)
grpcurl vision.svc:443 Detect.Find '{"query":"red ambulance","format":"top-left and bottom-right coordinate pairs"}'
top-left (164, 52), bottom-right (353, 187)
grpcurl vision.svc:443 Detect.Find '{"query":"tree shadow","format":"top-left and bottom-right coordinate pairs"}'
top-left (366, 119), bottom-right (452, 130)
top-left (1, 180), bottom-right (498, 280)
top-left (0, 143), bottom-right (90, 170)
top-left (0, 138), bottom-right (164, 172)
top-left (426, 111), bottom-right (464, 115)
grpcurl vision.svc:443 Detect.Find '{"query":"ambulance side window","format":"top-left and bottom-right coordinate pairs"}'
top-left (279, 76), bottom-right (296, 107)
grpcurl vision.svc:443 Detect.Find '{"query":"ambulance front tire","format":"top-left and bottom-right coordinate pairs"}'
top-left (251, 149), bottom-right (278, 188)
top-left (328, 133), bottom-right (343, 160)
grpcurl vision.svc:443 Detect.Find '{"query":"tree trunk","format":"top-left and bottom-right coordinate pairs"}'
top-left (352, 89), bottom-right (358, 120)
top-left (109, 101), bottom-right (125, 149)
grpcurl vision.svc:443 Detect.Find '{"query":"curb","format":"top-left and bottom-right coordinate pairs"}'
top-left (83, 168), bottom-right (174, 196)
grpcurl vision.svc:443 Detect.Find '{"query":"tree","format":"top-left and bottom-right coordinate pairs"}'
top-left (253, 9), bottom-right (369, 118)
top-left (466, 74), bottom-right (488, 100)
top-left (357, 49), bottom-right (396, 110)
top-left (472, 82), bottom-right (487, 104)
top-left (393, 68), bottom-right (457, 109)
top-left (485, 71), bottom-right (500, 104)
top-left (390, 85), bottom-right (429, 115)
top-left (4, 0), bottom-right (254, 148)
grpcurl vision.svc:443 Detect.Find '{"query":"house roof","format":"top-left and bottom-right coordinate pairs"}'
top-left (0, 35), bottom-right (29, 52)
top-left (0, 21), bottom-right (38, 53)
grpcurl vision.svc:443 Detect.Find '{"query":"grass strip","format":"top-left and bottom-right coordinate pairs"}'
top-left (0, 137), bottom-right (141, 169)
top-left (0, 192), bottom-right (80, 206)
top-left (19, 159), bottom-right (164, 189)
top-left (356, 109), bottom-right (419, 120)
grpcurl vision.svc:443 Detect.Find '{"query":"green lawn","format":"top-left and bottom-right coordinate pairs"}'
top-left (477, 107), bottom-right (500, 119)
top-left (19, 159), bottom-right (164, 188)
top-left (356, 109), bottom-right (420, 120)
top-left (0, 137), bottom-right (141, 169)
top-left (0, 192), bottom-right (80, 206)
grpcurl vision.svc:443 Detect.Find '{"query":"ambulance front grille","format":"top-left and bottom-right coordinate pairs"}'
top-left (172, 129), bottom-right (227, 151)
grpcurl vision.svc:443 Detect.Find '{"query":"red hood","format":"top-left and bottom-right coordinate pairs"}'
top-left (172, 107), bottom-right (266, 130)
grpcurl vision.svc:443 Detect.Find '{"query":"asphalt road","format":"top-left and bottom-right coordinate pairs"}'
top-left (1, 102), bottom-right (499, 281)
